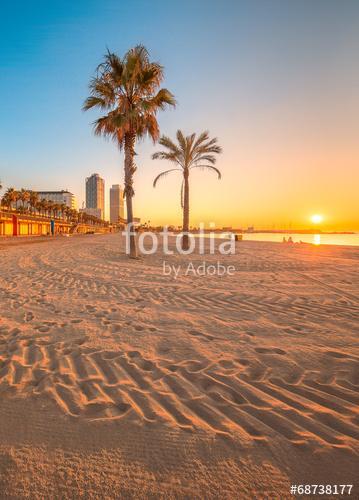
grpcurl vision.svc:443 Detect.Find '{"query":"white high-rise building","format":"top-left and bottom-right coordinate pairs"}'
top-left (109, 184), bottom-right (124, 224)
top-left (86, 174), bottom-right (105, 219)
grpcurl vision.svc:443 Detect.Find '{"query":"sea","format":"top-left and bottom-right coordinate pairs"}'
top-left (221, 232), bottom-right (359, 247)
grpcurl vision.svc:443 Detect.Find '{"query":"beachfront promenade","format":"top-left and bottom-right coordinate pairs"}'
top-left (0, 210), bottom-right (71, 236)
top-left (0, 210), bottom-right (114, 236)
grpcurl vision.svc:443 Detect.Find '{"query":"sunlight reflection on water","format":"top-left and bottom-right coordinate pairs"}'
top-left (313, 234), bottom-right (321, 245)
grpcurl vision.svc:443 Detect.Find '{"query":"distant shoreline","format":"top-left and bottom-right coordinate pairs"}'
top-left (170, 229), bottom-right (356, 235)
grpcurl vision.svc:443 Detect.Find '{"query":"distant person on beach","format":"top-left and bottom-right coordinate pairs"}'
top-left (282, 237), bottom-right (287, 243)
top-left (288, 237), bottom-right (293, 243)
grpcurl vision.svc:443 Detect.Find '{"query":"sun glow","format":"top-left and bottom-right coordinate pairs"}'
top-left (311, 214), bottom-right (323, 224)
top-left (313, 234), bottom-right (321, 245)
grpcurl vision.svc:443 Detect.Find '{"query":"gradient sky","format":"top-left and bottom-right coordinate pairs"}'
top-left (1, 0), bottom-right (358, 229)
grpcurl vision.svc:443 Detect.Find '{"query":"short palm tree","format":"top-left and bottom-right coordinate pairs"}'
top-left (29, 191), bottom-right (39, 215)
top-left (152, 130), bottom-right (222, 249)
top-left (60, 203), bottom-right (67, 220)
top-left (4, 188), bottom-right (17, 211)
top-left (83, 45), bottom-right (175, 258)
top-left (40, 199), bottom-right (50, 218)
top-left (19, 188), bottom-right (30, 210)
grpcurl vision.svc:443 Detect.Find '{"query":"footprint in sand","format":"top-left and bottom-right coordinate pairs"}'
top-left (35, 325), bottom-right (51, 333)
top-left (235, 358), bottom-right (251, 366)
top-left (325, 350), bottom-right (350, 359)
top-left (217, 359), bottom-right (236, 369)
top-left (127, 351), bottom-right (140, 358)
top-left (24, 312), bottom-right (34, 322)
top-left (255, 347), bottom-right (287, 355)
top-left (94, 312), bottom-right (106, 318)
top-left (74, 338), bottom-right (87, 346)
top-left (188, 330), bottom-right (215, 341)
top-left (111, 324), bottom-right (122, 333)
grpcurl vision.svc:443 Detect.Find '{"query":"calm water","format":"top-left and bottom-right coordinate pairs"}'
top-left (224, 232), bottom-right (359, 247)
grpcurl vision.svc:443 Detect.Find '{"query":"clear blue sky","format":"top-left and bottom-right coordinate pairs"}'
top-left (1, 0), bottom-right (358, 228)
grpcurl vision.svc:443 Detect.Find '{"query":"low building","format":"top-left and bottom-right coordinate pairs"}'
top-left (79, 208), bottom-right (103, 220)
top-left (133, 217), bottom-right (141, 225)
top-left (37, 191), bottom-right (76, 209)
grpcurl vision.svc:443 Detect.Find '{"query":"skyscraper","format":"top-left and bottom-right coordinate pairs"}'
top-left (86, 174), bottom-right (105, 220)
top-left (110, 184), bottom-right (124, 224)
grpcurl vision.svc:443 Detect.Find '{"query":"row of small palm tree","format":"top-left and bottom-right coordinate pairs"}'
top-left (1, 188), bottom-right (62, 217)
top-left (0, 188), bottom-right (106, 227)
top-left (84, 45), bottom-right (222, 257)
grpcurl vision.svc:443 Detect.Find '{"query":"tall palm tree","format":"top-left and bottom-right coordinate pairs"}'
top-left (83, 45), bottom-right (175, 258)
top-left (153, 130), bottom-right (222, 250)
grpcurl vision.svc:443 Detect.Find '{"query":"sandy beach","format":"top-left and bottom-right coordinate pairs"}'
top-left (0, 233), bottom-right (358, 498)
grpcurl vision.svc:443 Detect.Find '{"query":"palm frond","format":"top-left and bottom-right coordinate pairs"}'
top-left (193, 154), bottom-right (217, 164)
top-left (192, 130), bottom-right (210, 149)
top-left (152, 151), bottom-right (179, 163)
top-left (153, 169), bottom-right (181, 187)
top-left (190, 164), bottom-right (222, 179)
top-left (141, 88), bottom-right (176, 112)
top-left (158, 135), bottom-right (181, 155)
top-left (82, 96), bottom-right (109, 111)
top-left (176, 130), bottom-right (187, 154)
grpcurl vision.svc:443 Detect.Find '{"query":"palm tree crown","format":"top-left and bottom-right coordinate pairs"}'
top-left (153, 130), bottom-right (222, 200)
top-left (83, 46), bottom-right (175, 155)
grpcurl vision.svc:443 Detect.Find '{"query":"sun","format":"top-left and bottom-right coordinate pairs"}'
top-left (311, 214), bottom-right (323, 224)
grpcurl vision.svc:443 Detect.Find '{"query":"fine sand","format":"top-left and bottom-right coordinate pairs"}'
top-left (0, 233), bottom-right (358, 498)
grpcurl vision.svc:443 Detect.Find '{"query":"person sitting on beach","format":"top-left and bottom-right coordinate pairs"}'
top-left (288, 237), bottom-right (293, 243)
top-left (282, 237), bottom-right (287, 243)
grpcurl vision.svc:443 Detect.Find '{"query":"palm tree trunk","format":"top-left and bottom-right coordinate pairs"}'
top-left (124, 132), bottom-right (137, 258)
top-left (182, 169), bottom-right (190, 250)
